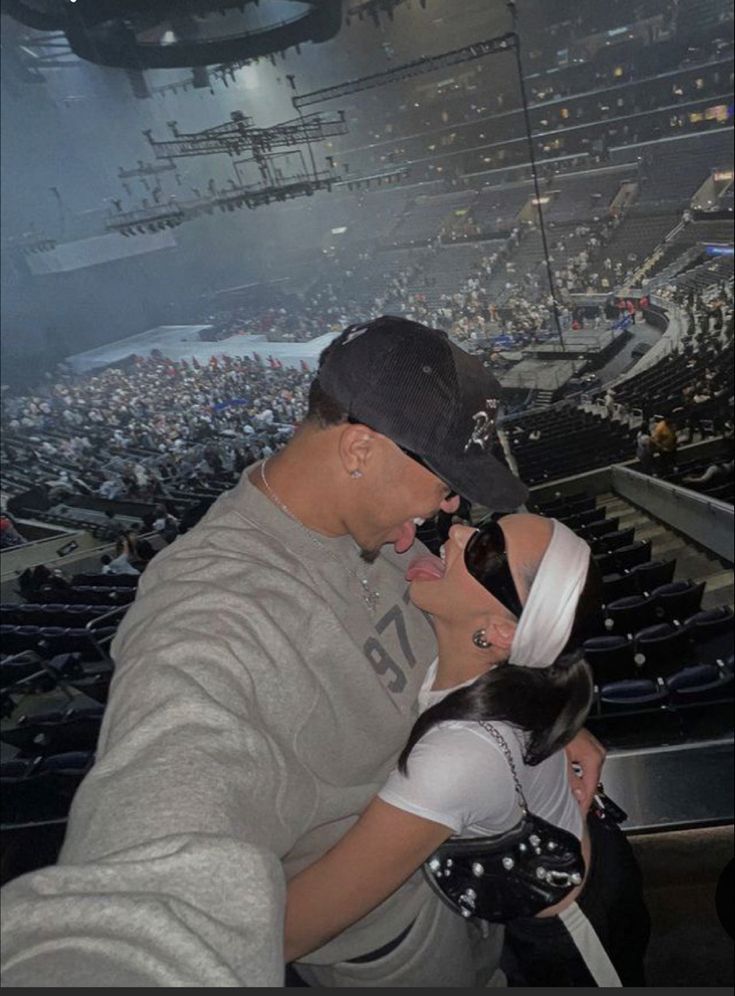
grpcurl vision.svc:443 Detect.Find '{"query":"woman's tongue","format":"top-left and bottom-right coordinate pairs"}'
top-left (406, 552), bottom-right (445, 582)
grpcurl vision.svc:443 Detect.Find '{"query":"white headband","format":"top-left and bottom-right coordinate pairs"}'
top-left (508, 519), bottom-right (591, 669)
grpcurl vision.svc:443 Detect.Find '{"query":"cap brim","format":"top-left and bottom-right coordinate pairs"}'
top-left (423, 447), bottom-right (529, 511)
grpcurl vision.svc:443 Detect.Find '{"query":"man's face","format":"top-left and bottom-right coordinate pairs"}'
top-left (350, 436), bottom-right (461, 558)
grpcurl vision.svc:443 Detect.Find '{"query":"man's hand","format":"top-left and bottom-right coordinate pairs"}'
top-left (565, 728), bottom-right (607, 815)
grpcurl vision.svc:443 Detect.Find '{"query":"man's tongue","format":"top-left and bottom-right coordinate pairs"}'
top-left (394, 519), bottom-right (417, 555)
top-left (406, 552), bottom-right (446, 582)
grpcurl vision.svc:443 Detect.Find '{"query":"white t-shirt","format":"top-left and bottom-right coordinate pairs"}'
top-left (378, 660), bottom-right (583, 840)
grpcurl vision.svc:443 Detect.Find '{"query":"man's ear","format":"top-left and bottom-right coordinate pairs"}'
top-left (484, 614), bottom-right (517, 651)
top-left (337, 422), bottom-right (375, 476)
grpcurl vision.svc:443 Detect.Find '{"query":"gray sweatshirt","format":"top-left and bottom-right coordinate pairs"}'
top-left (1, 468), bottom-right (437, 986)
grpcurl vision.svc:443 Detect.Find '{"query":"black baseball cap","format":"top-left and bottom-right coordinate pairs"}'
top-left (315, 316), bottom-right (528, 510)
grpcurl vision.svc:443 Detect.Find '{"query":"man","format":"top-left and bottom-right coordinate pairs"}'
top-left (651, 415), bottom-right (677, 476)
top-left (635, 429), bottom-right (655, 476)
top-left (1, 317), bottom-right (604, 988)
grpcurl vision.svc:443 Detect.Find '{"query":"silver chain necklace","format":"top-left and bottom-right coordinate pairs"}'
top-left (260, 459), bottom-right (381, 611)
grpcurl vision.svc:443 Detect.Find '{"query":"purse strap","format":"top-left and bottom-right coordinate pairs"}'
top-left (478, 722), bottom-right (529, 814)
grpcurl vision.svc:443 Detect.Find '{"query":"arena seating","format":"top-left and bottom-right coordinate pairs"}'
top-left (389, 191), bottom-right (476, 246)
top-left (635, 130), bottom-right (735, 209)
top-left (507, 408), bottom-right (638, 485)
top-left (529, 485), bottom-right (733, 742)
top-left (597, 209), bottom-right (680, 272)
top-left (1, 24), bottom-right (733, 917)
top-left (543, 168), bottom-right (633, 224)
top-left (471, 181), bottom-right (531, 236)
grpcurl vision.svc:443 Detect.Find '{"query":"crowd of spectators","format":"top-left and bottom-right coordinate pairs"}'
top-left (1, 355), bottom-right (312, 517)
top-left (349, 35), bottom-right (733, 182)
top-left (604, 281), bottom-right (734, 474)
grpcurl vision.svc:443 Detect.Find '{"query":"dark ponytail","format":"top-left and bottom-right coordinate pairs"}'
top-left (398, 558), bottom-right (602, 773)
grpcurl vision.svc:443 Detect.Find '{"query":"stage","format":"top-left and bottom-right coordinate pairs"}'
top-left (527, 324), bottom-right (631, 359)
top-left (498, 358), bottom-right (582, 392)
top-left (65, 325), bottom-right (339, 374)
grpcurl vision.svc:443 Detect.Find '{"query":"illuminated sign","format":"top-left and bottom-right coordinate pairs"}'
top-left (713, 170), bottom-right (734, 182)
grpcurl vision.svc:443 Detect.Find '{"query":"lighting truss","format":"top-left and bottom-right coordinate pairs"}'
top-left (293, 19), bottom-right (565, 347)
top-left (142, 109), bottom-right (348, 160)
top-left (292, 32), bottom-right (517, 109)
top-left (118, 160), bottom-right (177, 179)
top-left (106, 170), bottom-right (339, 234)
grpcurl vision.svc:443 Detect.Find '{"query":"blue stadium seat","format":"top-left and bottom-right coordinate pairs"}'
top-left (580, 517), bottom-right (620, 540)
top-left (1, 626), bottom-right (40, 655)
top-left (633, 623), bottom-right (693, 678)
top-left (2, 704), bottom-right (104, 757)
top-left (630, 559), bottom-right (677, 594)
top-left (602, 573), bottom-right (639, 604)
top-left (613, 540), bottom-right (652, 572)
top-left (666, 664), bottom-right (734, 706)
top-left (583, 636), bottom-right (636, 683)
top-left (590, 528), bottom-right (636, 556)
top-left (651, 580), bottom-right (706, 623)
top-left (0, 656), bottom-right (44, 690)
top-left (684, 607), bottom-right (735, 667)
top-left (599, 679), bottom-right (668, 713)
top-left (605, 595), bottom-right (658, 636)
top-left (594, 551), bottom-right (619, 577)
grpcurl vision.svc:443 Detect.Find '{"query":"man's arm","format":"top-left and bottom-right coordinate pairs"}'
top-left (1, 836), bottom-right (285, 987)
top-left (1, 586), bottom-right (306, 986)
top-left (564, 728), bottom-right (607, 814)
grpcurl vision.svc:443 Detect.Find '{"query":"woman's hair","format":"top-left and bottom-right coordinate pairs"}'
top-left (398, 557), bottom-right (602, 773)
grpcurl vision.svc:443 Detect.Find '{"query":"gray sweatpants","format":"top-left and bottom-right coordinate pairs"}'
top-left (294, 894), bottom-right (505, 988)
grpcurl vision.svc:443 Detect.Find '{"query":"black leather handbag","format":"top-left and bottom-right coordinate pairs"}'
top-left (423, 723), bottom-right (586, 923)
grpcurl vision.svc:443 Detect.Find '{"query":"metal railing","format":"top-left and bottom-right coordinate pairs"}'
top-left (611, 465), bottom-right (734, 562)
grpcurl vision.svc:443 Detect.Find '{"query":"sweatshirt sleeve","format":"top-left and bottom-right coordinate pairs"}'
top-left (0, 836), bottom-right (285, 987)
top-left (1, 571), bottom-right (312, 987)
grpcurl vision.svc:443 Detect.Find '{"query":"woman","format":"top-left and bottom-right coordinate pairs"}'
top-left (285, 513), bottom-right (650, 987)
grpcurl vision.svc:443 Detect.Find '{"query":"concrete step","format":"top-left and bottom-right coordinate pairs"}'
top-left (595, 492), bottom-right (734, 604)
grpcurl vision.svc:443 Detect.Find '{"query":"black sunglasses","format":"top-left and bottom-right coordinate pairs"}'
top-left (463, 519), bottom-right (524, 619)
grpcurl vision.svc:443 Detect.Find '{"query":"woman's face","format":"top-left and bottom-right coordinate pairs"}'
top-left (407, 515), bottom-right (554, 631)
top-left (407, 523), bottom-right (518, 625)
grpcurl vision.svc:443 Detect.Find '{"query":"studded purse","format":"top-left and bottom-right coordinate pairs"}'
top-left (423, 723), bottom-right (585, 923)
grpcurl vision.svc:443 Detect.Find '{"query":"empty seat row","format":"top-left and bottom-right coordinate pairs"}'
top-left (579, 517), bottom-right (620, 540)
top-left (0, 626), bottom-right (116, 661)
top-left (558, 507), bottom-right (607, 529)
top-left (588, 528), bottom-right (635, 557)
top-left (535, 493), bottom-right (597, 517)
top-left (602, 560), bottom-right (677, 603)
top-left (596, 661), bottom-right (733, 715)
top-left (0, 604), bottom-right (112, 628)
top-left (594, 540), bottom-right (652, 576)
top-left (584, 606), bottom-right (733, 682)
top-left (604, 580), bottom-right (706, 634)
top-left (1, 704), bottom-right (104, 758)
top-left (28, 586), bottom-right (135, 607)
top-left (71, 573), bottom-right (139, 588)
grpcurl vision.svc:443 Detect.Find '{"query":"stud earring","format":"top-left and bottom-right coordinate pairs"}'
top-left (472, 629), bottom-right (491, 650)
top-left (350, 470), bottom-right (363, 479)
